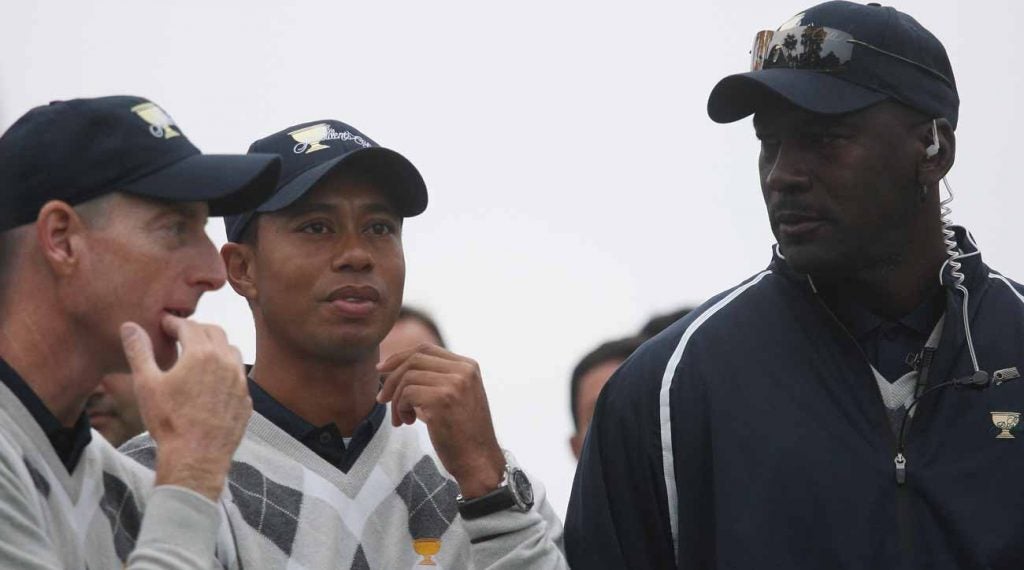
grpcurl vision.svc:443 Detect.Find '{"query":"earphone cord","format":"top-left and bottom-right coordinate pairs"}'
top-left (937, 175), bottom-right (982, 373)
top-left (896, 377), bottom-right (957, 457)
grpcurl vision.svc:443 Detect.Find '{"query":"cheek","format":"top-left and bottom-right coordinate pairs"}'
top-left (253, 255), bottom-right (328, 329)
top-left (108, 384), bottom-right (137, 411)
top-left (385, 255), bottom-right (406, 304)
top-left (76, 249), bottom-right (156, 330)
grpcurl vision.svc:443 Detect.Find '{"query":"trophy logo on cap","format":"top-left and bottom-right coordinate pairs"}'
top-left (289, 123), bottom-right (332, 155)
top-left (288, 123), bottom-right (374, 155)
top-left (131, 102), bottom-right (180, 139)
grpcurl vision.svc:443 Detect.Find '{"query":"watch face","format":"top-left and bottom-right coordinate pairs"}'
top-left (512, 469), bottom-right (534, 508)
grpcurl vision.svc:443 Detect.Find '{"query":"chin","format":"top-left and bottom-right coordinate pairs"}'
top-left (305, 330), bottom-right (382, 361)
top-left (779, 243), bottom-right (850, 278)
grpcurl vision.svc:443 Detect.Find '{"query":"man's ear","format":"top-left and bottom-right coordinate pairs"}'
top-left (221, 242), bottom-right (259, 301)
top-left (35, 200), bottom-right (85, 277)
top-left (918, 118), bottom-right (956, 188)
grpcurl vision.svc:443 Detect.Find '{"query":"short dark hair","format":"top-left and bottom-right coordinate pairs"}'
top-left (238, 214), bottom-right (260, 246)
top-left (397, 306), bottom-right (445, 348)
top-left (569, 336), bottom-right (644, 430)
top-left (640, 307), bottom-right (694, 339)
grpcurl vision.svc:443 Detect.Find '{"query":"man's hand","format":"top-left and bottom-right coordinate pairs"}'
top-left (377, 344), bottom-right (506, 498)
top-left (120, 315), bottom-right (251, 501)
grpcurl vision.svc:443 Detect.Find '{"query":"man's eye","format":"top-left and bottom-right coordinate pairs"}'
top-left (162, 220), bottom-right (189, 238)
top-left (807, 131), bottom-right (843, 145)
top-left (300, 222), bottom-right (331, 234)
top-left (368, 222), bottom-right (394, 236)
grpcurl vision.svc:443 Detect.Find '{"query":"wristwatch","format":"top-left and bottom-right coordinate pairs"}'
top-left (456, 451), bottom-right (535, 520)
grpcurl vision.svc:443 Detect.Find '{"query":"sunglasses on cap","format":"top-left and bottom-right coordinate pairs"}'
top-left (749, 25), bottom-right (954, 88)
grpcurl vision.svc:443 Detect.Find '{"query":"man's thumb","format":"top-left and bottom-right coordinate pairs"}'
top-left (120, 322), bottom-right (159, 377)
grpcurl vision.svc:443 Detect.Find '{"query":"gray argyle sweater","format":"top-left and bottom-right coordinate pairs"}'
top-left (0, 381), bottom-right (223, 569)
top-left (121, 409), bottom-right (567, 569)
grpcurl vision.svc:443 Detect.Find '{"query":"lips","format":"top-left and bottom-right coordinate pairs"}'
top-left (87, 410), bottom-right (116, 422)
top-left (85, 396), bottom-right (117, 421)
top-left (163, 307), bottom-right (194, 319)
top-left (325, 285), bottom-right (381, 318)
top-left (774, 210), bottom-right (828, 239)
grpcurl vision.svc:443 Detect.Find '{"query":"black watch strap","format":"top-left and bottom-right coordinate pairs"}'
top-left (457, 486), bottom-right (517, 520)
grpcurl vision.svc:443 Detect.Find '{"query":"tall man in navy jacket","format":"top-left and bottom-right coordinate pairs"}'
top-left (566, 2), bottom-right (1024, 568)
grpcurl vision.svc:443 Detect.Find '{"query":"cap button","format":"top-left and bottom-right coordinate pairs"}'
top-left (867, 2), bottom-right (881, 6)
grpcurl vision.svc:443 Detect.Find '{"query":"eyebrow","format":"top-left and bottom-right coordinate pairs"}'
top-left (753, 114), bottom-right (850, 133)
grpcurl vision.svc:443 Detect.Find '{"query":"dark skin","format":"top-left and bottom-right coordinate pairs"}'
top-left (223, 173), bottom-right (505, 497)
top-left (224, 179), bottom-right (406, 435)
top-left (754, 99), bottom-right (956, 319)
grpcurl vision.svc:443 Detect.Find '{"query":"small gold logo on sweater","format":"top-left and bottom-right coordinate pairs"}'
top-left (413, 538), bottom-right (441, 565)
top-left (991, 411), bottom-right (1020, 439)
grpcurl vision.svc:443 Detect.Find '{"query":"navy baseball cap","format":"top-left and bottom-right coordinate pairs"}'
top-left (707, 1), bottom-right (959, 127)
top-left (0, 95), bottom-right (281, 233)
top-left (224, 119), bottom-right (427, 242)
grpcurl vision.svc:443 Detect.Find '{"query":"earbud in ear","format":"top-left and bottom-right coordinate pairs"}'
top-left (925, 119), bottom-right (940, 158)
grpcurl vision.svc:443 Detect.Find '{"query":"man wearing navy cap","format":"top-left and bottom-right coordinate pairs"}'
top-left (567, 2), bottom-right (1024, 568)
top-left (121, 119), bottom-right (567, 568)
top-left (0, 95), bottom-right (279, 568)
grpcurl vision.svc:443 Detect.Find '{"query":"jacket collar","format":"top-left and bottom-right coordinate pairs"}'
top-left (769, 226), bottom-right (992, 386)
top-left (768, 226), bottom-right (990, 299)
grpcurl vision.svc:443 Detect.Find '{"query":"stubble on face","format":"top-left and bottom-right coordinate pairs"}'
top-left (249, 178), bottom-right (406, 365)
top-left (755, 100), bottom-right (929, 279)
top-left (67, 194), bottom-right (220, 372)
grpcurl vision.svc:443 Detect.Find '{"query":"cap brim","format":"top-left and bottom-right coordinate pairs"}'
top-left (257, 147), bottom-right (428, 217)
top-left (707, 69), bottom-right (888, 123)
top-left (120, 153), bottom-right (281, 216)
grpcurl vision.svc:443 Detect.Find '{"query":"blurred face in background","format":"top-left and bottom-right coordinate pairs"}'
top-left (379, 316), bottom-right (443, 361)
top-left (569, 358), bottom-right (624, 460)
top-left (86, 372), bottom-right (145, 447)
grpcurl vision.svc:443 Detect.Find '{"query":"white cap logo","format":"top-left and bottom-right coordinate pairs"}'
top-left (288, 123), bottom-right (372, 154)
top-left (131, 102), bottom-right (180, 139)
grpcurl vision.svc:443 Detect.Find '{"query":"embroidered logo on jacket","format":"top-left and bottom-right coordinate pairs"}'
top-left (991, 411), bottom-right (1020, 439)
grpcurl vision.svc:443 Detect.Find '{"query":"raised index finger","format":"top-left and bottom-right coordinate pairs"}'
top-left (377, 342), bottom-right (457, 373)
top-left (160, 314), bottom-right (207, 349)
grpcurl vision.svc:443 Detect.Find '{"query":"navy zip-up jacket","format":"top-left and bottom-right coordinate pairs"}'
top-left (566, 228), bottom-right (1024, 569)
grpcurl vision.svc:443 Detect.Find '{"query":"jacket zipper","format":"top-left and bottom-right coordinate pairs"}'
top-left (894, 347), bottom-right (934, 486)
top-left (811, 293), bottom-right (926, 566)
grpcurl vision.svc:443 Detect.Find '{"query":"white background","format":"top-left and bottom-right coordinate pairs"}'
top-left (3, 1), bottom-right (1021, 518)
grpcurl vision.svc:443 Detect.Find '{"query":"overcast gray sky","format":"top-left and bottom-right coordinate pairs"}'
top-left (3, 0), bottom-right (1021, 516)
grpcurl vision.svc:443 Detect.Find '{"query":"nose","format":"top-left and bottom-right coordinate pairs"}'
top-left (331, 232), bottom-right (374, 273)
top-left (188, 234), bottom-right (228, 292)
top-left (763, 140), bottom-right (811, 196)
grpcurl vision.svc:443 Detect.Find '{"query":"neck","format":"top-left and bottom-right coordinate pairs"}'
top-left (0, 292), bottom-right (103, 427)
top-left (819, 231), bottom-right (948, 320)
top-left (251, 330), bottom-right (381, 436)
